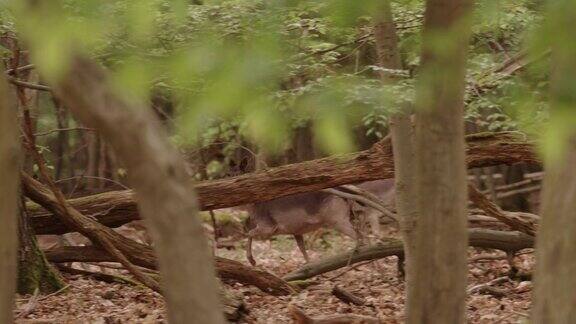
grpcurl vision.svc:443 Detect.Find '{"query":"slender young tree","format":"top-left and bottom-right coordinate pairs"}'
top-left (0, 70), bottom-right (20, 324)
top-left (533, 139), bottom-right (576, 323)
top-left (533, 2), bottom-right (576, 322)
top-left (373, 2), bottom-right (418, 316)
top-left (409, 0), bottom-right (473, 322)
top-left (49, 56), bottom-right (226, 324)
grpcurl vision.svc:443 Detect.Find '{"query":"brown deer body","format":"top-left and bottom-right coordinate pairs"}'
top-left (243, 179), bottom-right (395, 265)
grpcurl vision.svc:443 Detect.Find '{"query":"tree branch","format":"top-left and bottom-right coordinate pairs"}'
top-left (28, 131), bottom-right (539, 235)
top-left (283, 229), bottom-right (534, 282)
top-left (468, 184), bottom-right (537, 236)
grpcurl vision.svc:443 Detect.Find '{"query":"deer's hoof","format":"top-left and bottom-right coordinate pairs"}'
top-left (248, 256), bottom-right (257, 266)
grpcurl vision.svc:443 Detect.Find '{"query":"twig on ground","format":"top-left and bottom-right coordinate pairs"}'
top-left (467, 276), bottom-right (510, 295)
top-left (37, 284), bottom-right (71, 302)
top-left (326, 260), bottom-right (376, 281)
top-left (510, 310), bottom-right (530, 318)
top-left (470, 253), bottom-right (507, 262)
top-left (16, 288), bottom-right (40, 318)
top-left (332, 286), bottom-right (366, 306)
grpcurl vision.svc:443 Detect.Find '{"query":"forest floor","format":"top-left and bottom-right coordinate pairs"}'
top-left (15, 214), bottom-right (533, 323)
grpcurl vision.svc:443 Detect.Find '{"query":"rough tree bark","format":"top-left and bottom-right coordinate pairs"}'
top-left (50, 55), bottom-right (225, 324)
top-left (27, 131), bottom-right (540, 236)
top-left (0, 70), bottom-right (20, 324)
top-left (409, 0), bottom-right (473, 321)
top-left (533, 6), bottom-right (576, 320)
top-left (17, 200), bottom-right (65, 295)
top-left (374, 2), bottom-right (418, 314)
top-left (53, 98), bottom-right (69, 181)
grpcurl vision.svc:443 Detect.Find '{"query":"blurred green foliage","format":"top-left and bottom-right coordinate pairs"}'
top-left (0, 0), bottom-right (558, 160)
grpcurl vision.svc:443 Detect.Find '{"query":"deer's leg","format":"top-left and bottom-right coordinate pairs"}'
top-left (246, 222), bottom-right (279, 266)
top-left (246, 237), bottom-right (256, 266)
top-left (349, 202), bottom-right (367, 246)
top-left (367, 209), bottom-right (382, 240)
top-left (294, 234), bottom-right (310, 263)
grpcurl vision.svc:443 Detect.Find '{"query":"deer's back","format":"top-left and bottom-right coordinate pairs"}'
top-left (355, 179), bottom-right (395, 203)
top-left (246, 191), bottom-right (350, 237)
top-left (244, 179), bottom-right (395, 239)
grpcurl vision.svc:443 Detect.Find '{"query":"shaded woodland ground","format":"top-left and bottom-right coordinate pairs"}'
top-left (2, 1), bottom-right (576, 323)
top-left (17, 212), bottom-right (534, 323)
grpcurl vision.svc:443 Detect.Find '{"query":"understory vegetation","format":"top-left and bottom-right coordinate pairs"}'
top-left (1, 0), bottom-right (575, 323)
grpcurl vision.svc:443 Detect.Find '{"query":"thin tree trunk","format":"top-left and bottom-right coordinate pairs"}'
top-left (51, 55), bottom-right (225, 324)
top-left (533, 137), bottom-right (576, 323)
top-left (53, 98), bottom-right (69, 182)
top-left (483, 166), bottom-right (499, 203)
top-left (533, 5), bottom-right (576, 319)
top-left (0, 70), bottom-right (20, 324)
top-left (17, 199), bottom-right (65, 294)
top-left (97, 139), bottom-right (108, 189)
top-left (409, 0), bottom-right (472, 321)
top-left (373, 2), bottom-right (418, 314)
top-left (293, 122), bottom-right (315, 162)
top-left (85, 132), bottom-right (98, 189)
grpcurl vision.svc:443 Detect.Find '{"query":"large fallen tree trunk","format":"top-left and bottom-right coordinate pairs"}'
top-left (29, 132), bottom-right (539, 235)
top-left (282, 229), bottom-right (534, 282)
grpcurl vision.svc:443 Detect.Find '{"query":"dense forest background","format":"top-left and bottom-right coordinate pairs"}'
top-left (2, 0), bottom-right (548, 181)
top-left (1, 0), bottom-right (575, 323)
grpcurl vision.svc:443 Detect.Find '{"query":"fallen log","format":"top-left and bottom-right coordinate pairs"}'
top-left (44, 246), bottom-right (295, 296)
top-left (282, 229), bottom-right (534, 282)
top-left (30, 132), bottom-right (539, 235)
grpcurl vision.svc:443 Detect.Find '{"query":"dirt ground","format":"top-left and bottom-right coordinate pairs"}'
top-left (15, 224), bottom-right (533, 323)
